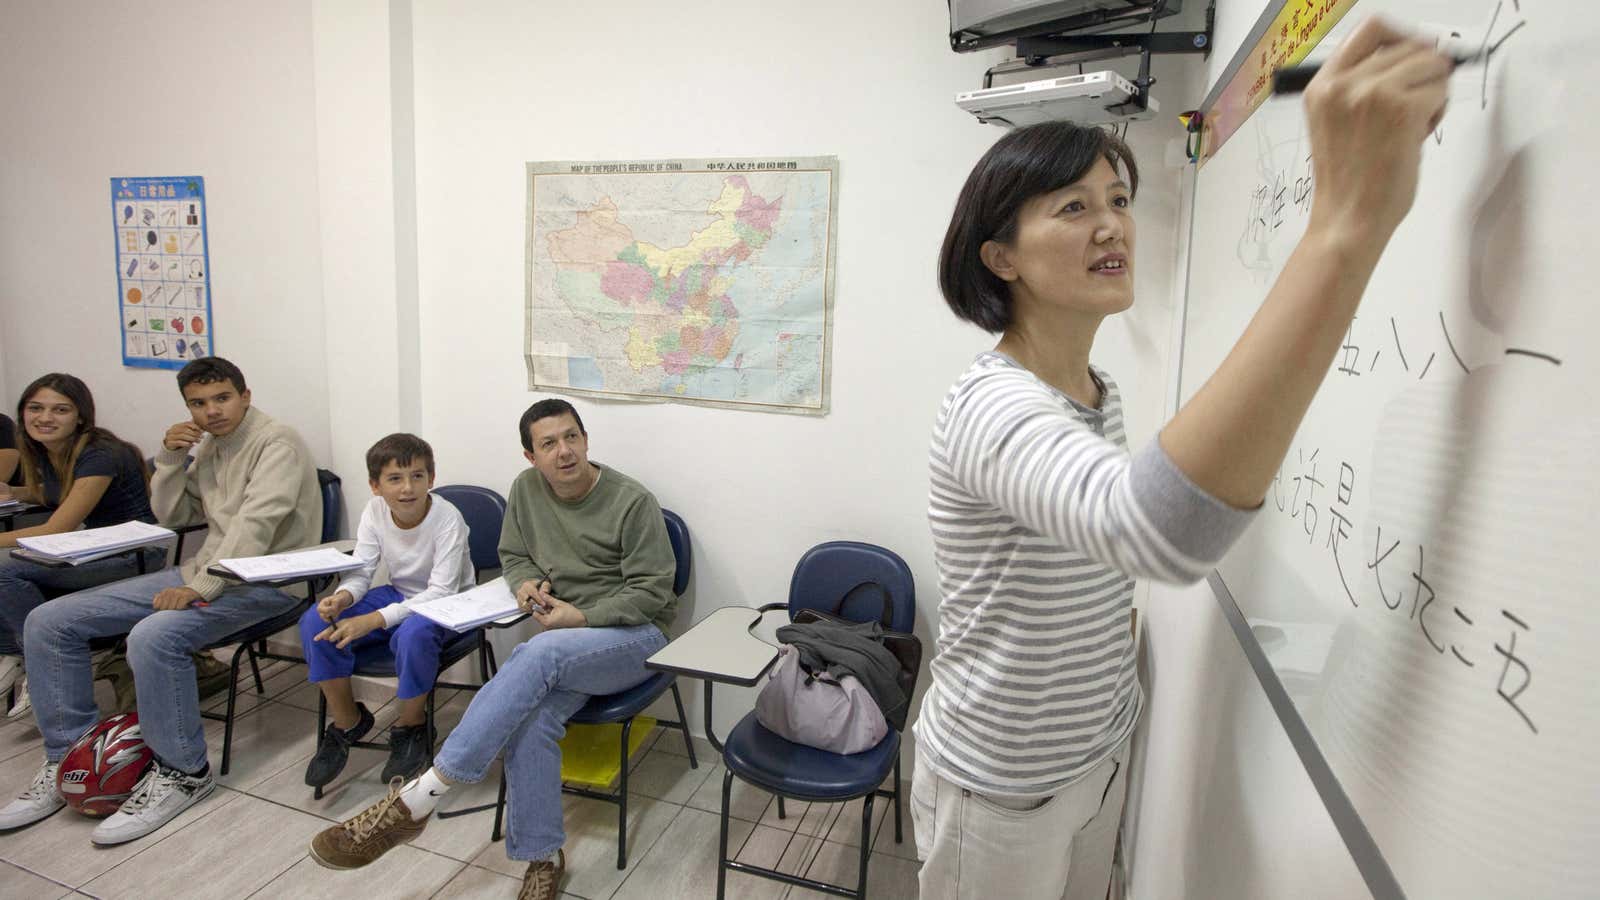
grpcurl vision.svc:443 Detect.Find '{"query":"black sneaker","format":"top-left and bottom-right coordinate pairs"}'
top-left (381, 723), bottom-right (433, 784)
top-left (305, 703), bottom-right (374, 787)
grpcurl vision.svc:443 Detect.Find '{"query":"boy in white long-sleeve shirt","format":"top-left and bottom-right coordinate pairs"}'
top-left (299, 433), bottom-right (473, 788)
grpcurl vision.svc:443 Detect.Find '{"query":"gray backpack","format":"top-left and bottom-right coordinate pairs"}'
top-left (754, 644), bottom-right (888, 754)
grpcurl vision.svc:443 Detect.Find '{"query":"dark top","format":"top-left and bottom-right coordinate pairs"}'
top-left (0, 415), bottom-right (18, 487)
top-left (40, 443), bottom-right (156, 528)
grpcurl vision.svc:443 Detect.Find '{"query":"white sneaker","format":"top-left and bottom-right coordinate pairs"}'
top-left (90, 762), bottom-right (215, 846)
top-left (6, 677), bottom-right (29, 720)
top-left (0, 656), bottom-right (20, 697)
top-left (0, 761), bottom-right (64, 831)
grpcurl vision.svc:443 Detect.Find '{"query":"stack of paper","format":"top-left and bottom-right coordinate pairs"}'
top-left (0, 498), bottom-right (23, 512)
top-left (218, 547), bottom-right (365, 582)
top-left (16, 520), bottom-right (176, 566)
top-left (411, 578), bottom-right (522, 632)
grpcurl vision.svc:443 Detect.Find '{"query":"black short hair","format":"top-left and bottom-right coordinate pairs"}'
top-left (938, 122), bottom-right (1139, 333)
top-left (176, 356), bottom-right (247, 395)
top-left (365, 433), bottom-right (435, 481)
top-left (518, 399), bottom-right (586, 452)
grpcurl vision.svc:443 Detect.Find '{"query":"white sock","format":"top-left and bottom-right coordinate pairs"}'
top-left (398, 767), bottom-right (450, 820)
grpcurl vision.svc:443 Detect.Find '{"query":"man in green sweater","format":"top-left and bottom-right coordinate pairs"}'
top-left (0, 357), bottom-right (322, 845)
top-left (310, 399), bottom-right (676, 900)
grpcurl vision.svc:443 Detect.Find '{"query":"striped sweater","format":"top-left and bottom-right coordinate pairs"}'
top-left (915, 352), bottom-right (1257, 797)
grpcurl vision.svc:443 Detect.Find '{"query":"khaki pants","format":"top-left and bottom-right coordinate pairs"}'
top-left (911, 738), bottom-right (1129, 900)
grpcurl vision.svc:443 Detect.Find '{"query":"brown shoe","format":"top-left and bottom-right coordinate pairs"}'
top-left (518, 849), bottom-right (565, 900)
top-left (308, 777), bottom-right (430, 869)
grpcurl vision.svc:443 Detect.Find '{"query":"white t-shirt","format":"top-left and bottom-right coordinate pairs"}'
top-left (335, 494), bottom-right (476, 627)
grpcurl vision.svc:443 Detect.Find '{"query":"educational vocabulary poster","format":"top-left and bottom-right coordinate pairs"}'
top-left (111, 176), bottom-right (214, 369)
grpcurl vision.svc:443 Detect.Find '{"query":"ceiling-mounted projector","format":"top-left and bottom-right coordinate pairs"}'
top-left (955, 70), bottom-right (1157, 126)
top-left (950, 0), bottom-right (1182, 52)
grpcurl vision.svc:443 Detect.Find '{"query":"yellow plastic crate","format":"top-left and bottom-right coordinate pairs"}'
top-left (558, 717), bottom-right (656, 788)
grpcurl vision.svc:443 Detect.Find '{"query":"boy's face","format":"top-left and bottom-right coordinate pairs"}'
top-left (181, 379), bottom-right (251, 437)
top-left (371, 458), bottom-right (434, 524)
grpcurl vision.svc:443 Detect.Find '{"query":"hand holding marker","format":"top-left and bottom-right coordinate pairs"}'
top-left (1272, 32), bottom-right (1492, 95)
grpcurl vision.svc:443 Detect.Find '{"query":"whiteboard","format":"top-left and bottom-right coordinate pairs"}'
top-left (1179, 2), bottom-right (1600, 897)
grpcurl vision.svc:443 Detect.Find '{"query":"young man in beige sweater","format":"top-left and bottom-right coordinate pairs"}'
top-left (0, 357), bottom-right (322, 845)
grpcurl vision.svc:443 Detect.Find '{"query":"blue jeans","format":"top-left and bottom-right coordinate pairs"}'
top-left (434, 623), bottom-right (667, 861)
top-left (24, 569), bottom-right (299, 772)
top-left (0, 547), bottom-right (169, 657)
top-left (299, 585), bottom-right (457, 700)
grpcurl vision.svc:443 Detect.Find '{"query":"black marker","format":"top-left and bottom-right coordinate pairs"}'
top-left (1272, 51), bottom-right (1484, 95)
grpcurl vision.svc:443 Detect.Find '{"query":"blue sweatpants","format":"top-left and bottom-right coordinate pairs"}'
top-left (299, 585), bottom-right (456, 700)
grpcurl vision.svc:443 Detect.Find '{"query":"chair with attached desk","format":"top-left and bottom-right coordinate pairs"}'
top-left (438, 507), bottom-right (699, 870)
top-left (716, 540), bottom-right (919, 900)
top-left (198, 467), bottom-right (344, 775)
top-left (308, 484), bottom-right (507, 798)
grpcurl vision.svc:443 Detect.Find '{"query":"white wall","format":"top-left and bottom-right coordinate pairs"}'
top-left (401, 0), bottom-right (1194, 739)
top-left (0, 1), bottom-right (333, 470)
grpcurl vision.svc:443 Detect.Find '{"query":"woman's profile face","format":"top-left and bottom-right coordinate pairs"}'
top-left (988, 157), bottom-right (1136, 320)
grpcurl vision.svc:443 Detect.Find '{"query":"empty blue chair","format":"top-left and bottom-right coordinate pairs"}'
top-left (308, 484), bottom-right (508, 798)
top-left (717, 541), bottom-right (919, 899)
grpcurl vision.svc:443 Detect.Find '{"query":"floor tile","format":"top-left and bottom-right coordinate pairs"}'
top-left (469, 792), bottom-right (679, 899)
top-left (245, 845), bottom-right (463, 899)
top-left (204, 700), bottom-right (321, 791)
top-left (0, 860), bottom-right (73, 899)
top-left (624, 747), bottom-right (713, 805)
top-left (0, 717), bottom-right (44, 763)
top-left (790, 844), bottom-right (922, 900)
top-left (244, 699), bottom-right (414, 822)
top-left (871, 800), bottom-right (920, 861)
top-left (651, 732), bottom-right (715, 764)
top-left (758, 795), bottom-right (825, 835)
top-left (0, 763), bottom-right (238, 888)
top-left (686, 764), bottom-right (774, 824)
top-left (820, 795), bottom-right (893, 849)
top-left (82, 793), bottom-right (325, 899)
top-left (430, 864), bottom-right (523, 899)
top-left (611, 806), bottom-right (785, 900)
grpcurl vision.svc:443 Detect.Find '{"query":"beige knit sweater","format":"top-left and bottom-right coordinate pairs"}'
top-left (151, 406), bottom-right (322, 600)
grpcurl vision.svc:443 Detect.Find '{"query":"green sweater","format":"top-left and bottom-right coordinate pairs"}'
top-left (497, 461), bottom-right (677, 633)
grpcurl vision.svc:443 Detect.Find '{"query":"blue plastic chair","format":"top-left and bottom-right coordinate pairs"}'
top-left (309, 484), bottom-right (508, 798)
top-left (442, 508), bottom-right (698, 869)
top-left (717, 541), bottom-right (918, 900)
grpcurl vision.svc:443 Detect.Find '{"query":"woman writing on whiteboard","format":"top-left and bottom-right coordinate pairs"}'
top-left (914, 19), bottom-right (1454, 900)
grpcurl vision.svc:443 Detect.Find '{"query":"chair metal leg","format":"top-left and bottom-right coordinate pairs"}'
top-left (246, 644), bottom-right (265, 693)
top-left (219, 643), bottom-right (249, 777)
top-left (617, 718), bottom-right (633, 869)
top-left (717, 769), bottom-right (733, 900)
top-left (777, 797), bottom-right (787, 819)
top-left (856, 793), bottom-right (875, 898)
top-left (669, 682), bottom-right (697, 769)
top-left (492, 770), bottom-right (507, 842)
top-left (893, 753), bottom-right (903, 843)
top-left (425, 690), bottom-right (437, 756)
top-left (314, 692), bottom-right (328, 800)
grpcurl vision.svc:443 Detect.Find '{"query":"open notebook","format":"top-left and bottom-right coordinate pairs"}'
top-left (410, 578), bottom-right (522, 632)
top-left (218, 547), bottom-right (364, 582)
top-left (16, 520), bottom-right (176, 565)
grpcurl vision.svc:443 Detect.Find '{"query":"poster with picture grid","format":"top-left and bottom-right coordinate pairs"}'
top-left (111, 176), bottom-right (213, 369)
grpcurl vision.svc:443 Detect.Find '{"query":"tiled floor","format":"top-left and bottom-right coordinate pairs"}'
top-left (0, 658), bottom-right (923, 899)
